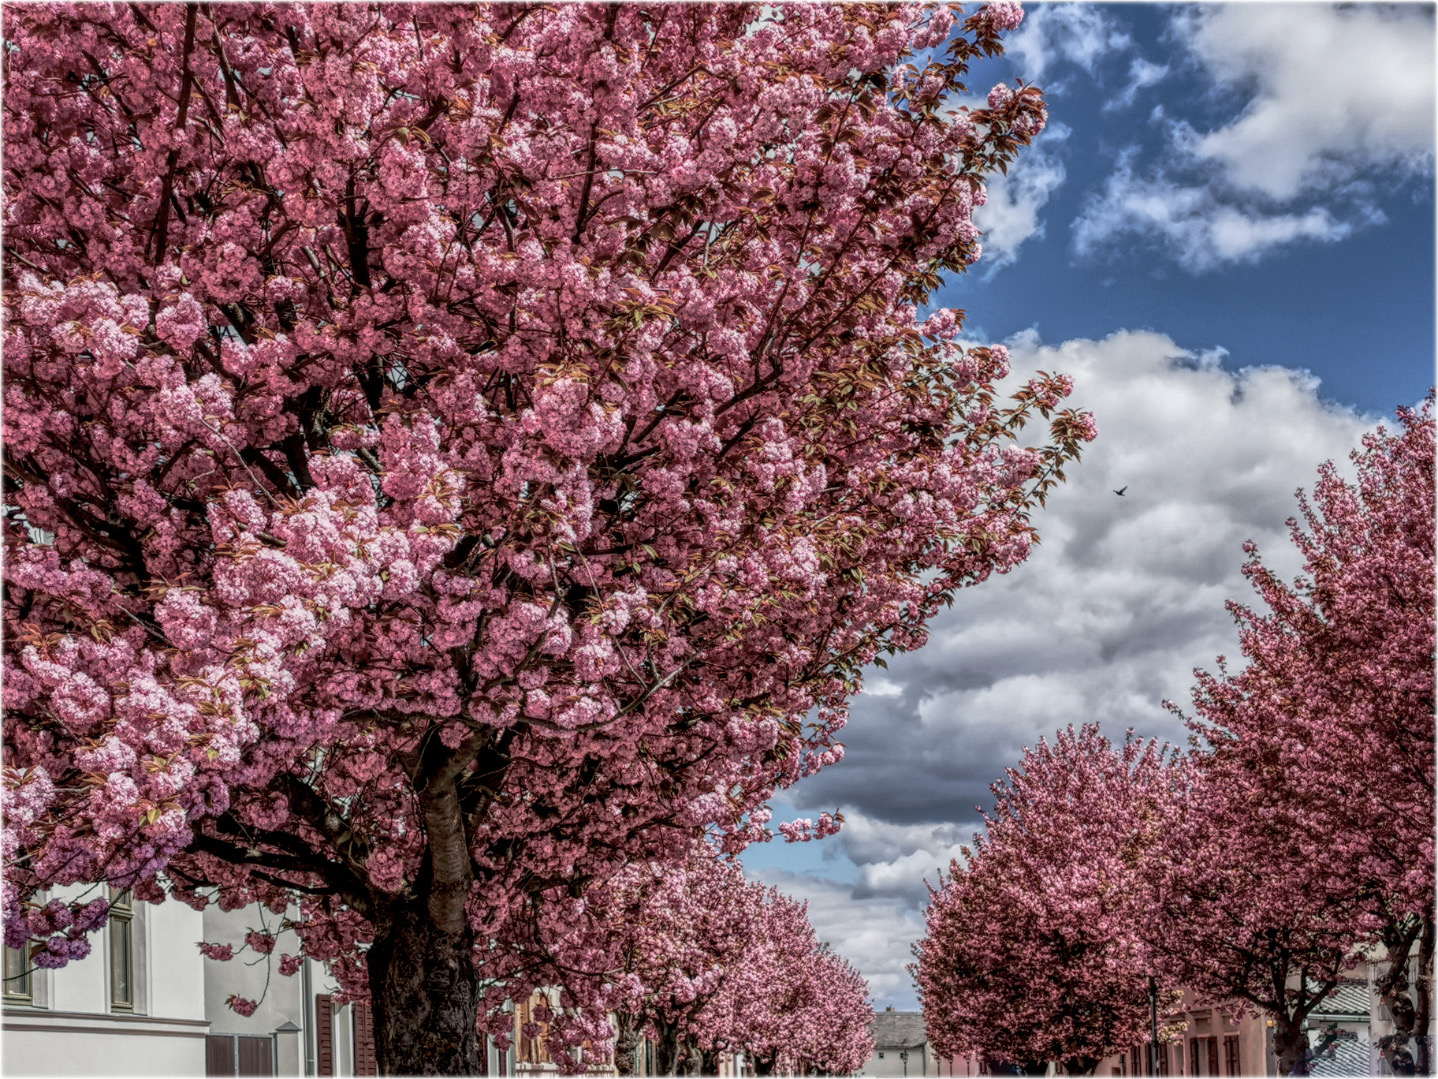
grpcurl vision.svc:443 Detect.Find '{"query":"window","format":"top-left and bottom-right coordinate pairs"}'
top-left (1205, 1038), bottom-right (1219, 1077)
top-left (109, 887), bottom-right (134, 1012)
top-left (3, 943), bottom-right (31, 1004)
top-left (879, 1052), bottom-right (886, 1060)
top-left (515, 992), bottom-right (548, 1066)
top-left (1222, 1037), bottom-right (1239, 1076)
top-left (1189, 1039), bottom-right (1199, 1076)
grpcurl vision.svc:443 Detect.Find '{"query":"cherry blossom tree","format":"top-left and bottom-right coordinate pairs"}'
top-left (725, 891), bottom-right (874, 1077)
top-left (2, 3), bottom-right (1087, 1073)
top-left (914, 726), bottom-right (1183, 1076)
top-left (545, 845), bottom-right (872, 1076)
top-left (559, 847), bottom-right (757, 1076)
top-left (1177, 399), bottom-right (1435, 1073)
top-left (1139, 750), bottom-right (1370, 1077)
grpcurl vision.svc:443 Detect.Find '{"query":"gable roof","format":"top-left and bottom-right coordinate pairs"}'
top-left (872, 1010), bottom-right (928, 1051)
top-left (1308, 980), bottom-right (1370, 1020)
top-left (1310, 1035), bottom-right (1371, 1077)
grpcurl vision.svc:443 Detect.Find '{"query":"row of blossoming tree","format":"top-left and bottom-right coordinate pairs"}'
top-left (544, 844), bottom-right (874, 1076)
top-left (1, 2), bottom-right (1090, 1074)
top-left (915, 402), bottom-right (1435, 1077)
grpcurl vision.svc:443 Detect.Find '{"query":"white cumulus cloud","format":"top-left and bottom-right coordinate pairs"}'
top-left (1071, 4), bottom-right (1434, 270)
top-left (1180, 4), bottom-right (1436, 200)
top-left (974, 123), bottom-right (1070, 273)
top-left (1072, 155), bottom-right (1372, 271)
top-left (1003, 4), bottom-right (1133, 86)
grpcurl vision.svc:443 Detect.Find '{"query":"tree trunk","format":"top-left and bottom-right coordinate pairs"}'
top-left (1272, 1016), bottom-right (1310, 1077)
top-left (1377, 915), bottom-right (1430, 1075)
top-left (1063, 1056), bottom-right (1099, 1075)
top-left (753, 1053), bottom-right (775, 1075)
top-left (614, 1013), bottom-right (643, 1077)
top-left (367, 899), bottom-right (486, 1077)
top-left (683, 1042), bottom-right (703, 1075)
top-left (652, 1018), bottom-right (682, 1077)
top-left (1416, 914), bottom-right (1434, 1077)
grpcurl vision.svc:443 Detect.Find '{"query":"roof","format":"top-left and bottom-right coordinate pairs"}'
top-left (1310, 1035), bottom-right (1371, 1077)
top-left (872, 1011), bottom-right (928, 1051)
top-left (1308, 980), bottom-right (1370, 1020)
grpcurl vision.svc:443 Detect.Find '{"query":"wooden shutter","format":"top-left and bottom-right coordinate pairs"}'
top-left (1205, 1038), bottom-right (1219, 1077)
top-left (354, 999), bottom-right (379, 1077)
top-left (316, 994), bottom-right (335, 1077)
top-left (1222, 1037), bottom-right (1239, 1076)
top-left (1189, 1039), bottom-right (1199, 1076)
top-left (238, 1035), bottom-right (274, 1077)
top-left (206, 1034), bottom-right (237, 1077)
top-left (517, 995), bottom-right (533, 1064)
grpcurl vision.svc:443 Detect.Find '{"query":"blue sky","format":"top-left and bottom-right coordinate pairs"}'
top-left (741, 2), bottom-right (1436, 1010)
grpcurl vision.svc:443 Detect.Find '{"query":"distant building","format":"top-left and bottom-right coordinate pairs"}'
top-left (1093, 992), bottom-right (1269, 1078)
top-left (860, 1007), bottom-right (946, 1077)
top-left (1303, 980), bottom-right (1373, 1078)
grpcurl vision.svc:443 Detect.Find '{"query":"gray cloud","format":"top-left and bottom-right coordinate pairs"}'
top-left (760, 330), bottom-right (1377, 1006)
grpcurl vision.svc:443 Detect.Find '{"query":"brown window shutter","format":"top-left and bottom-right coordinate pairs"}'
top-left (517, 995), bottom-right (532, 1064)
top-left (1205, 1038), bottom-right (1219, 1077)
top-left (354, 999), bottom-right (378, 1076)
top-left (207, 1034), bottom-right (237, 1076)
top-left (238, 1035), bottom-right (274, 1076)
top-left (1189, 1039), bottom-right (1199, 1076)
top-left (316, 995), bottom-right (334, 1077)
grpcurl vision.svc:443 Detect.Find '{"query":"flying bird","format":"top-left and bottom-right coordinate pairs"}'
top-left (1113, 486), bottom-right (1128, 496)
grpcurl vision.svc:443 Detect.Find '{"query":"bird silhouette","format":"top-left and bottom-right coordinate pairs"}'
top-left (1113, 486), bottom-right (1127, 496)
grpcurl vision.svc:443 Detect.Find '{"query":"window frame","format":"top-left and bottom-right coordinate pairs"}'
top-left (108, 887), bottom-right (135, 1013)
top-left (3, 942), bottom-right (33, 1005)
top-left (1222, 1036), bottom-right (1239, 1077)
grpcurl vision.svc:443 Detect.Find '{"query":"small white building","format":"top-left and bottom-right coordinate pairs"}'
top-left (4, 890), bottom-right (527, 1076)
top-left (860, 1008), bottom-right (941, 1078)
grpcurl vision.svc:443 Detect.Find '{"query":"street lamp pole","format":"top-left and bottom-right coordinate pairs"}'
top-left (1149, 976), bottom-right (1161, 1077)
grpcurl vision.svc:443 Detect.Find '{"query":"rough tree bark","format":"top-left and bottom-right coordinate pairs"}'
top-left (651, 1018), bottom-right (685, 1077)
top-left (1377, 915), bottom-right (1436, 1076)
top-left (367, 756), bottom-right (486, 1076)
top-left (367, 899), bottom-right (486, 1077)
top-left (1272, 1015), bottom-right (1312, 1078)
top-left (613, 1013), bottom-right (643, 1077)
top-left (1416, 915), bottom-right (1434, 1076)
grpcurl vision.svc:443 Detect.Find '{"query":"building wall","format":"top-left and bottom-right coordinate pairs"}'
top-left (1093, 995), bottom-right (1270, 1079)
top-left (201, 903), bottom-right (320, 1076)
top-left (860, 1043), bottom-right (934, 1077)
top-left (3, 885), bottom-right (209, 1077)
